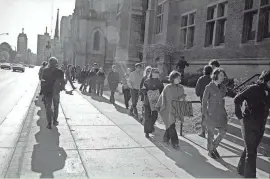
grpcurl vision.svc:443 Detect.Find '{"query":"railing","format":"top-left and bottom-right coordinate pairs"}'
top-left (179, 73), bottom-right (261, 136)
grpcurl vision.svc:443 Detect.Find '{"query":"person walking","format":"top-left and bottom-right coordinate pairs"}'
top-left (234, 70), bottom-right (270, 178)
top-left (88, 67), bottom-right (97, 94)
top-left (141, 68), bottom-right (164, 138)
top-left (176, 57), bottom-right (189, 80)
top-left (156, 71), bottom-right (186, 149)
top-left (122, 68), bottom-right (131, 109)
top-left (65, 65), bottom-right (76, 90)
top-left (202, 68), bottom-right (228, 159)
top-left (41, 57), bottom-right (66, 129)
top-left (38, 61), bottom-right (48, 96)
top-left (128, 63), bottom-right (143, 119)
top-left (195, 65), bottom-right (213, 138)
top-left (96, 67), bottom-right (105, 96)
top-left (107, 65), bottom-right (120, 104)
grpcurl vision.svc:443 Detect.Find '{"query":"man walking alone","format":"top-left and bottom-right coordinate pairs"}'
top-left (41, 57), bottom-right (66, 129)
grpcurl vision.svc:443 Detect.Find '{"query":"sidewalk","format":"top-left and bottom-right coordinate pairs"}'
top-left (7, 84), bottom-right (269, 178)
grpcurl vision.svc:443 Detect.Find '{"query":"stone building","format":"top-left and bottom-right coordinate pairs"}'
top-left (67, 0), bottom-right (118, 69)
top-left (0, 42), bottom-right (16, 62)
top-left (114, 0), bottom-right (144, 72)
top-left (37, 28), bottom-right (51, 65)
top-left (143, 0), bottom-right (270, 79)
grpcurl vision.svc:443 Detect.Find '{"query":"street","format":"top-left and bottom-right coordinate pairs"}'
top-left (0, 68), bottom-right (268, 178)
top-left (0, 67), bottom-right (39, 177)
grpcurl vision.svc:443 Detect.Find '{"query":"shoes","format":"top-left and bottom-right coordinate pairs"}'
top-left (208, 150), bottom-right (218, 159)
top-left (172, 144), bottom-right (180, 149)
top-left (213, 149), bottom-right (221, 158)
top-left (199, 132), bottom-right (206, 138)
top-left (145, 133), bottom-right (149, 138)
top-left (53, 121), bottom-right (59, 126)
top-left (46, 124), bottom-right (52, 129)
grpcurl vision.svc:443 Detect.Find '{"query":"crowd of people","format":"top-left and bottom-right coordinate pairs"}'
top-left (38, 57), bottom-right (269, 178)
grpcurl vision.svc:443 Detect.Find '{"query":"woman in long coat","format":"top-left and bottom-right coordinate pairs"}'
top-left (202, 68), bottom-right (228, 159)
top-left (156, 71), bottom-right (186, 149)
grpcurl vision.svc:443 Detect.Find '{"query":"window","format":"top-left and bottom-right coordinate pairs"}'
top-left (156, 4), bottom-right (164, 34)
top-left (242, 0), bottom-right (270, 43)
top-left (205, 1), bottom-right (228, 47)
top-left (180, 12), bottom-right (196, 49)
top-left (93, 31), bottom-right (100, 51)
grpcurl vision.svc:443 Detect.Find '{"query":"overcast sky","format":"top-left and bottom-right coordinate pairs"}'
top-left (0, 0), bottom-right (75, 53)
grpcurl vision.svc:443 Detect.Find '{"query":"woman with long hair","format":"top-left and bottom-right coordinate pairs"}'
top-left (202, 68), bottom-right (228, 159)
top-left (142, 68), bottom-right (164, 138)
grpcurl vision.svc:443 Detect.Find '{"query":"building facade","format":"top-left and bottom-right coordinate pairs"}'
top-left (143, 0), bottom-right (270, 78)
top-left (16, 28), bottom-right (28, 63)
top-left (0, 42), bottom-right (16, 62)
top-left (65, 0), bottom-right (118, 68)
top-left (114, 0), bottom-right (144, 71)
top-left (36, 27), bottom-right (51, 65)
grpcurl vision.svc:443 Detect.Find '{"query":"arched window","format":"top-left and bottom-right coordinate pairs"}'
top-left (93, 31), bottom-right (100, 51)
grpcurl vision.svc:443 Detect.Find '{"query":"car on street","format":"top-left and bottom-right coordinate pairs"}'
top-left (0, 63), bottom-right (12, 70)
top-left (29, 65), bottom-right (34, 68)
top-left (12, 63), bottom-right (25, 72)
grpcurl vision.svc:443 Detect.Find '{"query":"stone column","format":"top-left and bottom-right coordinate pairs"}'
top-left (143, 0), bottom-right (155, 64)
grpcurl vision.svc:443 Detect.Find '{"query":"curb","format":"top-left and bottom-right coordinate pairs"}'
top-left (3, 82), bottom-right (40, 178)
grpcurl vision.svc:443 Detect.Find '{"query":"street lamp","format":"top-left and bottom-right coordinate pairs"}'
top-left (0, 33), bottom-right (9, 36)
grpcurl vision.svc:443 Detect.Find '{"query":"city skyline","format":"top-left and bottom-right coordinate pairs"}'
top-left (0, 0), bottom-right (74, 53)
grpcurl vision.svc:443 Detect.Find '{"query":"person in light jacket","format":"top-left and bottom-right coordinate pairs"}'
top-left (195, 65), bottom-right (213, 138)
top-left (202, 68), bottom-right (228, 159)
top-left (234, 70), bottom-right (270, 178)
top-left (96, 67), bottom-right (105, 96)
top-left (107, 65), bottom-right (120, 104)
top-left (127, 63), bottom-right (143, 119)
top-left (122, 68), bottom-right (131, 109)
top-left (156, 71), bottom-right (186, 149)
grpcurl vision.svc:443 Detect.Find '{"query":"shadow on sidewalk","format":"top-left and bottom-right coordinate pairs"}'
top-left (148, 127), bottom-right (241, 178)
top-left (31, 97), bottom-right (67, 178)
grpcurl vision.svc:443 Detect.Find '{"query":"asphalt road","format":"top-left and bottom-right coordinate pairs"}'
top-left (0, 67), bottom-right (39, 123)
top-left (0, 67), bottom-right (39, 177)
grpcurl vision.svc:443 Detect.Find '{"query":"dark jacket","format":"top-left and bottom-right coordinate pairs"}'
top-left (42, 67), bottom-right (64, 95)
top-left (96, 71), bottom-right (105, 83)
top-left (108, 71), bottom-right (120, 91)
top-left (195, 75), bottom-right (212, 101)
top-left (143, 78), bottom-right (164, 106)
top-left (234, 83), bottom-right (270, 121)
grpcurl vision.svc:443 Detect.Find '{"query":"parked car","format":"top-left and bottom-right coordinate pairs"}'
top-left (12, 64), bottom-right (25, 72)
top-left (0, 63), bottom-right (11, 70)
top-left (29, 65), bottom-right (34, 68)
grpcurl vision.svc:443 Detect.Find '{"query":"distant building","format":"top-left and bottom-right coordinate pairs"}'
top-left (37, 27), bottom-right (51, 65)
top-left (143, 0), bottom-right (270, 78)
top-left (17, 28), bottom-right (28, 54)
top-left (60, 15), bottom-right (72, 64)
top-left (51, 9), bottom-right (63, 64)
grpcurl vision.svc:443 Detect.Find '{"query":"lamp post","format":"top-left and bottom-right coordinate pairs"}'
top-left (0, 33), bottom-right (9, 36)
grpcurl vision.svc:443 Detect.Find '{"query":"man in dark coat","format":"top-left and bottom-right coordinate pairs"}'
top-left (42, 57), bottom-right (66, 129)
top-left (176, 57), bottom-right (189, 79)
top-left (195, 65), bottom-right (213, 138)
top-left (234, 70), bottom-right (270, 178)
top-left (107, 65), bottom-right (120, 104)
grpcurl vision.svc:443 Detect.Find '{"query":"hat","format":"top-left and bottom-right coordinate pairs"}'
top-left (135, 63), bottom-right (142, 68)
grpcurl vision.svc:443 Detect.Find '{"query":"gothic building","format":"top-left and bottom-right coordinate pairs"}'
top-left (68, 0), bottom-right (118, 68)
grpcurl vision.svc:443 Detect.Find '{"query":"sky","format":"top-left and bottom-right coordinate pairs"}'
top-left (0, 0), bottom-right (75, 53)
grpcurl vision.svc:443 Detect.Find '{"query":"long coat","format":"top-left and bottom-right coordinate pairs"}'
top-left (202, 81), bottom-right (228, 129)
top-left (156, 83), bottom-right (185, 129)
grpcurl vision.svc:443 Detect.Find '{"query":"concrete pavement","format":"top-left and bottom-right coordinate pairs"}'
top-left (0, 67), bottom-right (39, 177)
top-left (3, 81), bottom-right (269, 178)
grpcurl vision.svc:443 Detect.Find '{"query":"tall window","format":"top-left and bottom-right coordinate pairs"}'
top-left (93, 31), bottom-right (100, 51)
top-left (205, 1), bottom-right (228, 47)
top-left (180, 11), bottom-right (196, 49)
top-left (242, 0), bottom-right (270, 43)
top-left (156, 4), bottom-right (164, 34)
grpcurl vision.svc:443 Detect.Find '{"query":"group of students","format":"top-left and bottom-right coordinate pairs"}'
top-left (194, 60), bottom-right (270, 178)
top-left (121, 59), bottom-right (269, 178)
